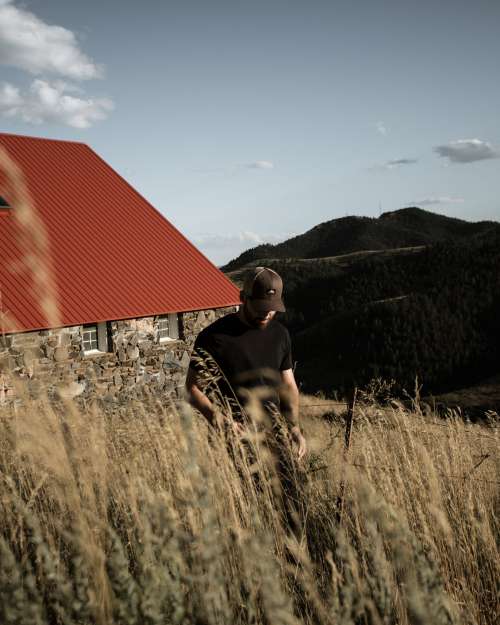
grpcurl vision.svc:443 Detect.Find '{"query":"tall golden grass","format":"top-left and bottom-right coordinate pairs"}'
top-left (1, 145), bottom-right (498, 625)
top-left (0, 388), bottom-right (498, 625)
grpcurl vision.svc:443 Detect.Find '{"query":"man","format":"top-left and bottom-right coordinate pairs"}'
top-left (185, 266), bottom-right (307, 460)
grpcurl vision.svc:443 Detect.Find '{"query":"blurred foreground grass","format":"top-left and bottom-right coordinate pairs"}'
top-left (0, 386), bottom-right (498, 625)
top-left (2, 128), bottom-right (498, 625)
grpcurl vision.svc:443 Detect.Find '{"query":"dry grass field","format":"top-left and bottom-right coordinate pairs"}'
top-left (0, 385), bottom-right (498, 625)
top-left (1, 141), bottom-right (499, 625)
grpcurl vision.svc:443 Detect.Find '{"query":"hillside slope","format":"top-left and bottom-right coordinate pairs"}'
top-left (223, 207), bottom-right (498, 271)
top-left (226, 227), bottom-right (500, 404)
top-left (293, 229), bottom-right (500, 396)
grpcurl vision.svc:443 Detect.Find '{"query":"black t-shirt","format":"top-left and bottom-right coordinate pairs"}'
top-left (190, 313), bottom-right (292, 413)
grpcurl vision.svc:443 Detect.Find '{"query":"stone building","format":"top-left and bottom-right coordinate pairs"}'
top-left (0, 134), bottom-right (240, 403)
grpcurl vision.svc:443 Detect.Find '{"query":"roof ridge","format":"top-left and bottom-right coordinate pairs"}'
top-left (0, 132), bottom-right (86, 146)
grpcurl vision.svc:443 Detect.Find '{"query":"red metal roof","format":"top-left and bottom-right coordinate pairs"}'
top-left (0, 133), bottom-right (240, 333)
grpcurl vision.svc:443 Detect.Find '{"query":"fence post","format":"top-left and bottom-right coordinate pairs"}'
top-left (335, 386), bottom-right (357, 523)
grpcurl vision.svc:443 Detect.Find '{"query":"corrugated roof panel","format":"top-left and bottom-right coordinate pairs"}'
top-left (0, 134), bottom-right (240, 333)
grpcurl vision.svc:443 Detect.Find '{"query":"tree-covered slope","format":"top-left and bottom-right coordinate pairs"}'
top-left (228, 229), bottom-right (500, 397)
top-left (222, 207), bottom-right (498, 271)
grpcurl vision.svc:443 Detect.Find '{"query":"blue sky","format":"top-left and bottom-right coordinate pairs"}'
top-left (1, 0), bottom-right (499, 264)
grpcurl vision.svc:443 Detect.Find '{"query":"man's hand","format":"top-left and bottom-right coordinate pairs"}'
top-left (291, 425), bottom-right (307, 460)
top-left (185, 367), bottom-right (217, 426)
top-left (280, 370), bottom-right (306, 459)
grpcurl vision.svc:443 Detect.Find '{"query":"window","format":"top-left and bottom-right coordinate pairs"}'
top-left (157, 313), bottom-right (179, 342)
top-left (82, 322), bottom-right (109, 354)
top-left (82, 325), bottom-right (98, 352)
top-left (0, 195), bottom-right (10, 215)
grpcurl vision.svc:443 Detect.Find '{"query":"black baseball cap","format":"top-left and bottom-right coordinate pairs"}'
top-left (242, 267), bottom-right (286, 312)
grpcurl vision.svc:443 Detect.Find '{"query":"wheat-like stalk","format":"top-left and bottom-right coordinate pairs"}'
top-left (0, 146), bottom-right (61, 333)
top-left (0, 386), bottom-right (498, 625)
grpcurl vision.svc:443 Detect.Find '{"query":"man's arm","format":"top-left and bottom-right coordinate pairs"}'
top-left (280, 368), bottom-right (307, 459)
top-left (185, 366), bottom-right (216, 427)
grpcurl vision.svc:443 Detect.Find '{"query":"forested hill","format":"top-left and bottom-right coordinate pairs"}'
top-left (287, 229), bottom-right (500, 397)
top-left (225, 220), bottom-right (500, 406)
top-left (222, 207), bottom-right (498, 271)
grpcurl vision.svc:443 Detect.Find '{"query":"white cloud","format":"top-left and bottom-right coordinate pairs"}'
top-left (192, 230), bottom-right (289, 248)
top-left (369, 158), bottom-right (418, 171)
top-left (0, 79), bottom-right (114, 128)
top-left (191, 230), bottom-right (293, 265)
top-left (0, 2), bottom-right (113, 128)
top-left (0, 81), bottom-right (22, 112)
top-left (376, 121), bottom-right (387, 136)
top-left (246, 160), bottom-right (274, 170)
top-left (386, 158), bottom-right (418, 168)
top-left (0, 0), bottom-right (101, 80)
top-left (412, 196), bottom-right (465, 206)
top-left (192, 160), bottom-right (276, 174)
top-left (434, 139), bottom-right (499, 163)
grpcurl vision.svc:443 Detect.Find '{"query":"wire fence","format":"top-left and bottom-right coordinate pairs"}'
top-left (301, 400), bottom-right (500, 443)
top-left (342, 460), bottom-right (499, 487)
top-left (307, 449), bottom-right (499, 486)
top-left (302, 395), bottom-right (500, 493)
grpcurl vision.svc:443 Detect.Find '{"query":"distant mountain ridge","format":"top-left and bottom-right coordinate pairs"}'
top-left (221, 207), bottom-right (500, 404)
top-left (222, 207), bottom-right (499, 270)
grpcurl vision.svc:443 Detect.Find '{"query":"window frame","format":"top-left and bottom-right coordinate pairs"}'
top-left (157, 313), bottom-right (179, 343)
top-left (82, 321), bottom-right (109, 355)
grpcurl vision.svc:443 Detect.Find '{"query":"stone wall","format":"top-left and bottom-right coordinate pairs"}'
top-left (0, 306), bottom-right (236, 404)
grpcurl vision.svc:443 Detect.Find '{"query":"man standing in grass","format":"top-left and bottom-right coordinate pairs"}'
top-left (185, 266), bottom-right (307, 460)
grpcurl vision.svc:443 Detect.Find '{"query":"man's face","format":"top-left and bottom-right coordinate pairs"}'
top-left (242, 298), bottom-right (276, 329)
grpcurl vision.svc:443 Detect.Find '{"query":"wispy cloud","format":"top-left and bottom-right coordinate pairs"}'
top-left (0, 79), bottom-right (114, 128)
top-left (245, 160), bottom-right (275, 170)
top-left (191, 160), bottom-right (276, 175)
top-left (0, 1), bottom-right (113, 128)
top-left (434, 139), bottom-right (499, 163)
top-left (0, 0), bottom-right (101, 79)
top-left (376, 121), bottom-right (387, 136)
top-left (412, 196), bottom-right (465, 206)
top-left (369, 158), bottom-right (418, 171)
top-left (192, 230), bottom-right (289, 248)
top-left (191, 230), bottom-right (293, 265)
top-left (386, 158), bottom-right (418, 167)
